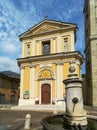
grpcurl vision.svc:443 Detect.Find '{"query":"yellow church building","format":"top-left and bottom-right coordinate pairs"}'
top-left (17, 19), bottom-right (83, 106)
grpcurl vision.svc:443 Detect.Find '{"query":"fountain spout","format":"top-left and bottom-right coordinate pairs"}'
top-left (72, 97), bottom-right (79, 112)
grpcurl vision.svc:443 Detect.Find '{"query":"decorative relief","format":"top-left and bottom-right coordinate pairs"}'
top-left (20, 64), bottom-right (36, 68)
top-left (33, 25), bottom-right (59, 34)
top-left (38, 69), bottom-right (54, 79)
top-left (40, 63), bottom-right (52, 68)
top-left (69, 66), bottom-right (76, 73)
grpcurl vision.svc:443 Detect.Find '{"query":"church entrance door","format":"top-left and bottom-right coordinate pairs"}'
top-left (41, 84), bottom-right (51, 104)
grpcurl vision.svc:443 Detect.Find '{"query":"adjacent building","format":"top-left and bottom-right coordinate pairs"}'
top-left (17, 19), bottom-right (83, 106)
top-left (84, 0), bottom-right (97, 106)
top-left (0, 71), bottom-right (20, 104)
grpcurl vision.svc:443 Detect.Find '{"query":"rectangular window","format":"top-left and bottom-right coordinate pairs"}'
top-left (42, 40), bottom-right (50, 55)
top-left (64, 38), bottom-right (68, 52)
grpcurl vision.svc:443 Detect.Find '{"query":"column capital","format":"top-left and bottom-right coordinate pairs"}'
top-left (56, 60), bottom-right (64, 65)
top-left (20, 66), bottom-right (25, 69)
top-left (30, 64), bottom-right (36, 68)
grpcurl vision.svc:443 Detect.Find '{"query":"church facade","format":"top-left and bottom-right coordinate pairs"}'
top-left (17, 19), bottom-right (83, 106)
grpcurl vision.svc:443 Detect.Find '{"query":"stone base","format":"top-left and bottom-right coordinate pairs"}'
top-left (64, 113), bottom-right (87, 126)
top-left (18, 99), bottom-right (36, 106)
top-left (52, 98), bottom-right (66, 105)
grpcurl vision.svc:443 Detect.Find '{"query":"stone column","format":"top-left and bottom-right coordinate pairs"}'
top-left (30, 64), bottom-right (36, 99)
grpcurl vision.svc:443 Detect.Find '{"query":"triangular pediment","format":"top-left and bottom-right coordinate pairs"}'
top-left (19, 19), bottom-right (77, 39)
top-left (33, 24), bottom-right (59, 34)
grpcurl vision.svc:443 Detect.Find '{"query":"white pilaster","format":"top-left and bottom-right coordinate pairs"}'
top-left (30, 64), bottom-right (36, 99)
top-left (20, 66), bottom-right (24, 99)
top-left (53, 38), bottom-right (56, 53)
top-left (36, 41), bottom-right (41, 55)
top-left (56, 61), bottom-right (63, 99)
top-left (32, 40), bottom-right (35, 56)
top-left (70, 32), bottom-right (75, 51)
top-left (57, 35), bottom-right (61, 53)
top-left (22, 43), bottom-right (24, 58)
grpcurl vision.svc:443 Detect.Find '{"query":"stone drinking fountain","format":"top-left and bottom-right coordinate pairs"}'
top-left (41, 65), bottom-right (89, 130)
top-left (63, 65), bottom-right (87, 130)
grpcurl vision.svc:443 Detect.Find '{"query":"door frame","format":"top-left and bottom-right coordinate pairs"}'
top-left (40, 81), bottom-right (52, 104)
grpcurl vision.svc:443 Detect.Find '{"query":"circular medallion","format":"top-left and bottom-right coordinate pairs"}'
top-left (69, 66), bottom-right (76, 73)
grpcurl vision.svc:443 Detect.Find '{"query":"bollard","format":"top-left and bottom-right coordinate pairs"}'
top-left (0, 125), bottom-right (8, 130)
top-left (24, 114), bottom-right (31, 130)
top-left (53, 110), bottom-right (58, 115)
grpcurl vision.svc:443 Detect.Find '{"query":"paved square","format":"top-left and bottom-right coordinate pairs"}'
top-left (0, 110), bottom-right (52, 130)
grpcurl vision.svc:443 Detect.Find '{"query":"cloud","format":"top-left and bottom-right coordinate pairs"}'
top-left (0, 0), bottom-right (40, 73)
top-left (1, 41), bottom-right (19, 53)
top-left (0, 56), bottom-right (19, 73)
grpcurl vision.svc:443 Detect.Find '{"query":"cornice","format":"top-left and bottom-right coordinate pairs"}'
top-left (17, 51), bottom-right (84, 66)
top-left (19, 27), bottom-right (76, 41)
top-left (20, 63), bottom-right (36, 68)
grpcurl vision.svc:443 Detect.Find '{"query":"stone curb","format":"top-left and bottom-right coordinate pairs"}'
top-left (87, 115), bottom-right (97, 120)
top-left (31, 126), bottom-right (43, 130)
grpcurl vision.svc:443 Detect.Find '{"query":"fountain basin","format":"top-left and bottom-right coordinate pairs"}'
top-left (41, 114), bottom-right (97, 130)
top-left (41, 114), bottom-right (64, 130)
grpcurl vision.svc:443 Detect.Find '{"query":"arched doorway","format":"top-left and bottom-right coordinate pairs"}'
top-left (41, 83), bottom-right (51, 104)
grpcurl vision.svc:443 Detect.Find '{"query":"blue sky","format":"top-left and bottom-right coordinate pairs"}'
top-left (0, 0), bottom-right (85, 73)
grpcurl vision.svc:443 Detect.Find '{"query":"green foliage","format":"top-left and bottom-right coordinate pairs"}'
top-left (25, 90), bottom-right (29, 94)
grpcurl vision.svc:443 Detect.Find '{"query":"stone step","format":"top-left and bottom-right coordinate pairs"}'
top-left (11, 104), bottom-right (65, 111)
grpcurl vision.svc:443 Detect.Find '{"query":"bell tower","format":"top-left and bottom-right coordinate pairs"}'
top-left (84, 0), bottom-right (97, 106)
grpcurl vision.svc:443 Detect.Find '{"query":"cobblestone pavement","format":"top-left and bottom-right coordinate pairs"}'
top-left (0, 110), bottom-right (52, 130)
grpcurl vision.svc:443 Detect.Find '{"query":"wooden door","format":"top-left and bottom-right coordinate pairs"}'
top-left (41, 84), bottom-right (51, 104)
